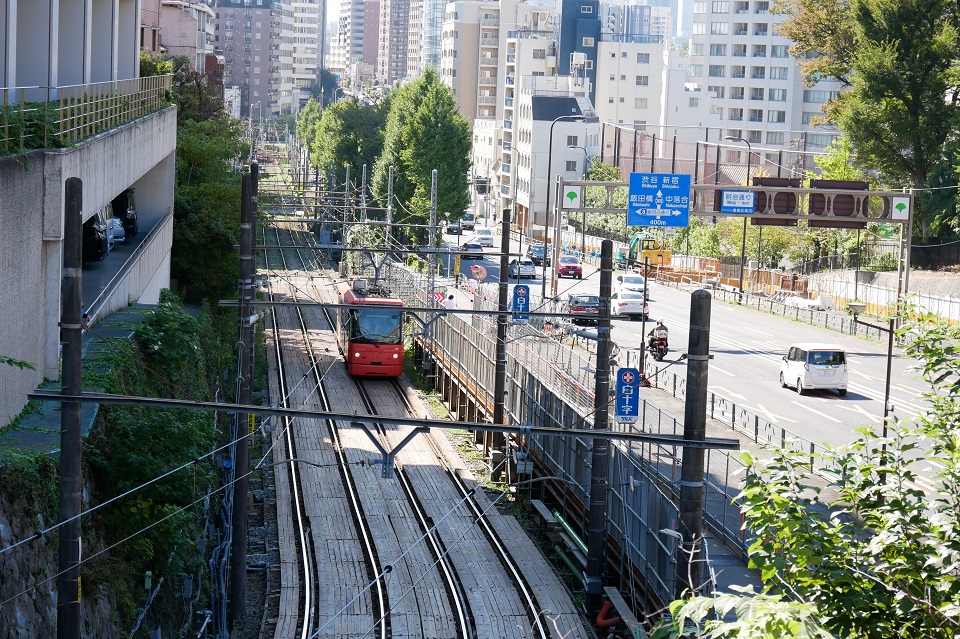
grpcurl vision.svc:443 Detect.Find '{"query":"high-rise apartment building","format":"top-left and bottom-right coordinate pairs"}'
top-left (214, 0), bottom-right (291, 118)
top-left (687, 0), bottom-right (840, 170)
top-left (378, 0), bottom-right (411, 84)
top-left (406, 0), bottom-right (445, 78)
top-left (593, 35), bottom-right (666, 127)
top-left (289, 0), bottom-right (323, 110)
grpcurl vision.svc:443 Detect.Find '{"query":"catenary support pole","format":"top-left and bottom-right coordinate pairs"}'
top-left (492, 203), bottom-right (511, 455)
top-left (676, 290), bottom-right (711, 599)
top-left (586, 239), bottom-right (614, 615)
top-left (230, 162), bottom-right (258, 626)
top-left (57, 177), bottom-right (83, 639)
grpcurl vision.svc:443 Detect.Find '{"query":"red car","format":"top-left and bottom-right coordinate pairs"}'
top-left (557, 255), bottom-right (583, 279)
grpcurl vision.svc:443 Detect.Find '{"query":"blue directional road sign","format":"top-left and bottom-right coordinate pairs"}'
top-left (615, 367), bottom-right (641, 424)
top-left (720, 190), bottom-right (755, 215)
top-left (627, 173), bottom-right (691, 228)
top-left (512, 284), bottom-right (530, 322)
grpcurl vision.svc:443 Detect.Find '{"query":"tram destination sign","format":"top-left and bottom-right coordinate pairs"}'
top-left (627, 173), bottom-right (691, 228)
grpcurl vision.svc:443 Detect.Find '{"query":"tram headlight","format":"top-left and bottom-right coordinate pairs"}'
top-left (393, 353), bottom-right (399, 359)
top-left (355, 352), bottom-right (361, 358)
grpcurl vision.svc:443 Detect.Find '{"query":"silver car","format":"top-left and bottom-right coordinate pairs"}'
top-left (508, 258), bottom-right (537, 278)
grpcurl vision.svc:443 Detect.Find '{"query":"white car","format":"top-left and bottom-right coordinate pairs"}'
top-left (779, 343), bottom-right (848, 396)
top-left (615, 273), bottom-right (648, 297)
top-left (474, 227), bottom-right (494, 247)
top-left (612, 291), bottom-right (648, 320)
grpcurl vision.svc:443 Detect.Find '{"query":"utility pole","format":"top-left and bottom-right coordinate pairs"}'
top-left (423, 170), bottom-right (438, 375)
top-left (385, 165), bottom-right (394, 249)
top-left (57, 177), bottom-right (83, 639)
top-left (585, 239), bottom-right (614, 615)
top-left (676, 290), bottom-right (711, 598)
top-left (230, 162), bottom-right (258, 626)
top-left (493, 205), bottom-right (511, 453)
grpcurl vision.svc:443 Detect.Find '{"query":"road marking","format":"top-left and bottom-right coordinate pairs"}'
top-left (756, 403), bottom-right (798, 424)
top-left (834, 403), bottom-right (881, 424)
top-left (742, 326), bottom-right (773, 337)
top-left (790, 400), bottom-right (842, 423)
top-left (710, 364), bottom-right (735, 377)
top-left (711, 386), bottom-right (748, 401)
top-left (848, 368), bottom-right (878, 381)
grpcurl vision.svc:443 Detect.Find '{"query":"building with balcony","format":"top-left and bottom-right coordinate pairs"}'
top-left (378, 0), bottom-right (411, 84)
top-left (160, 0), bottom-right (216, 71)
top-left (0, 0), bottom-right (176, 426)
top-left (331, 0), bottom-right (379, 81)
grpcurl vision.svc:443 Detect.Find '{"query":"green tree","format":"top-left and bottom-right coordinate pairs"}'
top-left (583, 160), bottom-right (630, 238)
top-left (310, 97), bottom-right (388, 185)
top-left (296, 97), bottom-right (322, 151)
top-left (139, 48), bottom-right (174, 78)
top-left (774, 0), bottom-right (960, 239)
top-left (172, 118), bottom-right (246, 302)
top-left (371, 69), bottom-right (472, 243)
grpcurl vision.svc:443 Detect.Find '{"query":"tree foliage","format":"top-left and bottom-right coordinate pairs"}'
top-left (662, 308), bottom-right (960, 638)
top-left (774, 0), bottom-right (960, 239)
top-left (309, 97), bottom-right (388, 187)
top-left (296, 97), bottom-right (322, 151)
top-left (371, 69), bottom-right (472, 243)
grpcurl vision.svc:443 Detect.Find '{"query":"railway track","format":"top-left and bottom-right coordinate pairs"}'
top-left (261, 221), bottom-right (589, 639)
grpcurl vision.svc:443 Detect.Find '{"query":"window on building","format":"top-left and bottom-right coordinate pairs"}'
top-left (752, 44), bottom-right (766, 56)
top-left (581, 5), bottom-right (593, 12)
top-left (751, 66), bottom-right (765, 79)
top-left (770, 66), bottom-right (788, 80)
top-left (609, 97), bottom-right (615, 104)
top-left (769, 88), bottom-right (787, 101)
top-left (708, 85), bottom-right (725, 98)
top-left (710, 43), bottom-right (727, 56)
top-left (768, 110), bottom-right (786, 123)
top-left (754, 23), bottom-right (768, 35)
top-left (711, 22), bottom-right (729, 34)
top-left (582, 37), bottom-right (595, 47)
top-left (635, 97), bottom-right (648, 109)
top-left (566, 160), bottom-right (578, 172)
top-left (710, 105), bottom-right (723, 116)
top-left (635, 121), bottom-right (648, 130)
top-left (533, 49), bottom-right (545, 59)
top-left (637, 52), bottom-right (650, 63)
top-left (731, 86), bottom-right (745, 99)
top-left (690, 64), bottom-right (703, 77)
top-left (712, 1), bottom-right (730, 12)
top-left (802, 111), bottom-right (819, 124)
top-left (709, 65), bottom-right (725, 77)
top-left (622, 52), bottom-right (628, 57)
top-left (756, 1), bottom-right (770, 13)
top-left (749, 108), bottom-right (763, 122)
top-left (726, 129), bottom-right (743, 139)
top-left (747, 130), bottom-right (762, 144)
top-left (566, 135), bottom-right (578, 147)
top-left (729, 108), bottom-right (743, 120)
top-left (804, 89), bottom-right (838, 103)
top-left (690, 97), bottom-right (700, 107)
top-left (750, 87), bottom-right (765, 100)
top-left (766, 131), bottom-right (784, 144)
top-left (771, 44), bottom-right (789, 57)
top-left (732, 65), bottom-right (745, 78)
top-left (734, 22), bottom-right (748, 34)
top-left (693, 2), bottom-right (707, 13)
top-left (693, 22), bottom-right (706, 34)
top-left (692, 43), bottom-right (705, 55)
top-left (585, 60), bottom-right (594, 69)
top-left (621, 74), bottom-right (627, 81)
top-left (807, 134), bottom-right (834, 147)
top-left (733, 44), bottom-right (746, 57)
top-left (610, 74), bottom-right (616, 81)
top-left (636, 75), bottom-right (649, 86)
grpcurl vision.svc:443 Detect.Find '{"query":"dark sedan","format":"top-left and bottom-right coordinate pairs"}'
top-left (461, 242), bottom-right (485, 259)
top-left (566, 294), bottom-right (601, 325)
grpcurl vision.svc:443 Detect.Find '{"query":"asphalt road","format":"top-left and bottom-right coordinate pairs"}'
top-left (444, 227), bottom-right (931, 451)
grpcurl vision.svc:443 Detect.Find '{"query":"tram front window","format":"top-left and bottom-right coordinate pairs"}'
top-left (351, 309), bottom-right (403, 344)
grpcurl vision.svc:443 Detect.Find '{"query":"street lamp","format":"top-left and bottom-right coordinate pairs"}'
top-left (569, 145), bottom-right (589, 256)
top-left (848, 301), bottom-right (895, 428)
top-left (724, 136), bottom-right (752, 299)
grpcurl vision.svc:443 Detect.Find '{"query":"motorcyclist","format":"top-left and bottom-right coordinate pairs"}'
top-left (647, 320), bottom-right (669, 351)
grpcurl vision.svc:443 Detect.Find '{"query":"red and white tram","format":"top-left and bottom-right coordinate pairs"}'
top-left (335, 278), bottom-right (405, 377)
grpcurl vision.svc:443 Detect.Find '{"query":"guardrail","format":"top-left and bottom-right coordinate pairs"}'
top-left (1, 75), bottom-right (173, 156)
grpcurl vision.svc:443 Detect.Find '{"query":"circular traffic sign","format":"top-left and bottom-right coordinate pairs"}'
top-left (471, 265), bottom-right (487, 281)
top-left (516, 287), bottom-right (527, 296)
top-left (621, 370), bottom-right (636, 385)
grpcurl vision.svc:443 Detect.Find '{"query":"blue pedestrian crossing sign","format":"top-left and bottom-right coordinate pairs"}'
top-left (512, 284), bottom-right (530, 322)
top-left (615, 367), bottom-right (642, 423)
top-left (627, 173), bottom-right (691, 228)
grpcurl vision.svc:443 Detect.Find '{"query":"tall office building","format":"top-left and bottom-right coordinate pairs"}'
top-left (378, 0), bottom-right (411, 84)
top-left (289, 0), bottom-right (323, 110)
top-left (330, 0), bottom-right (380, 83)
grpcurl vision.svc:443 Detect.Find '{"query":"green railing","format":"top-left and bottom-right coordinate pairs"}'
top-left (1, 74), bottom-right (173, 156)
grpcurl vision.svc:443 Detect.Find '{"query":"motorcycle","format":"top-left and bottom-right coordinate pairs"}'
top-left (648, 337), bottom-right (668, 361)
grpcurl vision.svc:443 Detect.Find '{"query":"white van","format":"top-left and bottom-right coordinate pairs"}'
top-left (779, 343), bottom-right (848, 396)
top-left (474, 227), bottom-right (494, 247)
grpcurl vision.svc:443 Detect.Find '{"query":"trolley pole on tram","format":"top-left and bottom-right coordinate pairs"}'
top-left (586, 240), bottom-right (614, 615)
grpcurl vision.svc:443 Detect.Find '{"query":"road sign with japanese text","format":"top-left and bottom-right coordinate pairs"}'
top-left (627, 173), bottom-right (691, 227)
top-left (615, 367), bottom-right (641, 423)
top-left (512, 284), bottom-right (530, 322)
top-left (721, 190), bottom-right (755, 215)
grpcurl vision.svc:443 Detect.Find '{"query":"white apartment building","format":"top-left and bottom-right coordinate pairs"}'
top-left (513, 76), bottom-right (599, 236)
top-left (330, 0), bottom-right (380, 85)
top-left (593, 35), bottom-right (667, 127)
top-left (687, 0), bottom-right (841, 172)
top-left (289, 0), bottom-right (322, 110)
